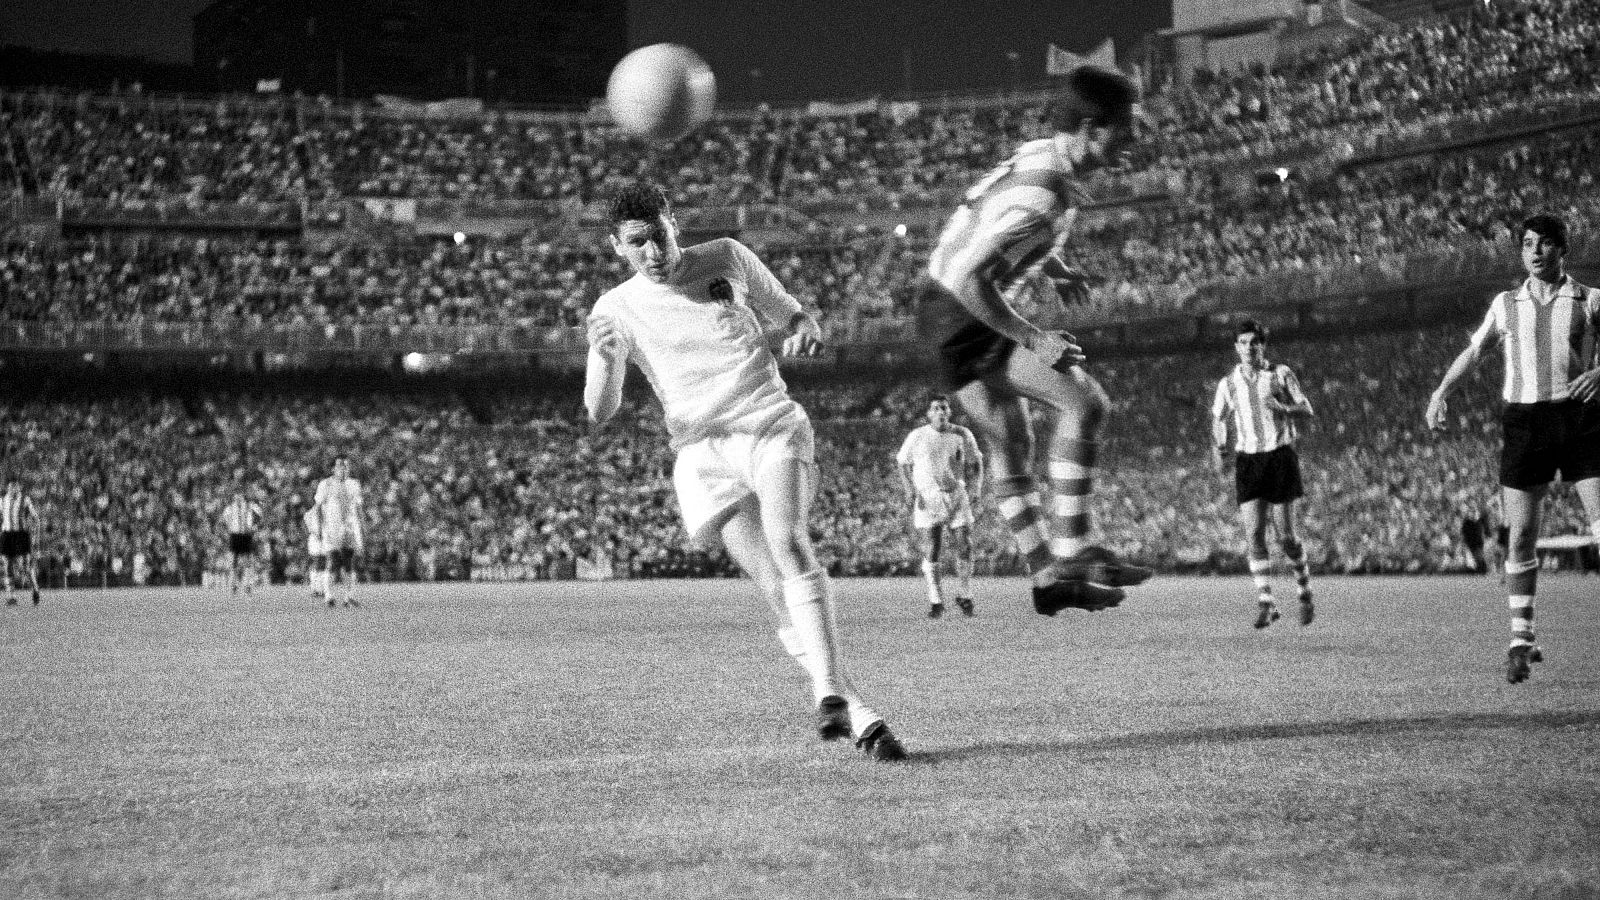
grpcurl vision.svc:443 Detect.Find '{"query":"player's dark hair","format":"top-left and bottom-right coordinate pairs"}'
top-left (1522, 213), bottom-right (1568, 250)
top-left (1237, 319), bottom-right (1268, 342)
top-left (610, 183), bottom-right (671, 231)
top-left (1050, 65), bottom-right (1137, 132)
top-left (928, 395), bottom-right (950, 407)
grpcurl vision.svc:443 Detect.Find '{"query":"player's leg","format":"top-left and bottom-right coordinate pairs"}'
top-left (325, 548), bottom-right (343, 607)
top-left (341, 547), bottom-right (360, 607)
top-left (3, 553), bottom-right (15, 605)
top-left (1239, 499), bottom-right (1278, 628)
top-left (1273, 500), bottom-right (1314, 624)
top-left (1577, 478), bottom-right (1600, 572)
top-left (24, 552), bottom-right (40, 604)
top-left (950, 524), bottom-right (976, 616)
top-left (1501, 484), bottom-right (1544, 683)
top-left (228, 551), bottom-right (241, 595)
top-left (920, 525), bottom-right (946, 617)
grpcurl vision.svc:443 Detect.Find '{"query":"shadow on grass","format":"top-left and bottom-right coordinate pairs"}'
top-left (914, 709), bottom-right (1600, 765)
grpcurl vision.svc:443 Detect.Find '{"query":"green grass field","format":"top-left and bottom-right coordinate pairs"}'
top-left (2, 575), bottom-right (1598, 900)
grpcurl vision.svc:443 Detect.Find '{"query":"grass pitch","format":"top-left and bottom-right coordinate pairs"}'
top-left (2, 575), bottom-right (1598, 899)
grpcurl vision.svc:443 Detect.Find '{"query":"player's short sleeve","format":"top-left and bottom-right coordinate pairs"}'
top-left (958, 427), bottom-right (982, 465)
top-left (1467, 295), bottom-right (1505, 350)
top-left (313, 479), bottom-right (328, 504)
top-left (728, 239), bottom-right (802, 328)
top-left (1211, 377), bottom-right (1232, 419)
top-left (1278, 366), bottom-right (1310, 410)
top-left (895, 430), bottom-right (918, 466)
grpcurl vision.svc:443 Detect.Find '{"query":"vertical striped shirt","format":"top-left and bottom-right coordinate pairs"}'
top-left (1468, 275), bottom-right (1600, 404)
top-left (2, 492), bottom-right (37, 532)
top-left (221, 497), bottom-right (262, 535)
top-left (1213, 361), bottom-right (1311, 455)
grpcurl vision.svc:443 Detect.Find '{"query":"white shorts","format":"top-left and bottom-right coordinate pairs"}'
top-left (674, 415), bottom-right (816, 544)
top-left (913, 488), bottom-right (975, 531)
top-left (307, 537), bottom-right (326, 557)
top-left (323, 526), bottom-right (362, 552)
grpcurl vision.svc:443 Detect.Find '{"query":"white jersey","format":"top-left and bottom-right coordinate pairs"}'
top-left (315, 476), bottom-right (363, 535)
top-left (591, 237), bottom-right (806, 450)
top-left (302, 507), bottom-right (324, 555)
top-left (221, 497), bottom-right (262, 535)
top-left (1467, 275), bottom-right (1600, 404)
top-left (897, 424), bottom-right (981, 495)
top-left (1213, 361), bottom-right (1311, 455)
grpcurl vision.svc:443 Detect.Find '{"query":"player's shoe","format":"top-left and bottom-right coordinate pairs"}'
top-left (1056, 545), bottom-right (1153, 588)
top-left (1032, 578), bottom-right (1125, 616)
top-left (343, 599), bottom-right (361, 608)
top-left (855, 719), bottom-right (909, 762)
top-left (927, 602), bottom-right (945, 620)
top-left (816, 695), bottom-right (850, 742)
top-left (955, 596), bottom-right (975, 617)
top-left (32, 589), bottom-right (40, 606)
top-left (5, 597), bottom-right (16, 606)
top-left (1297, 592), bottom-right (1314, 626)
top-left (1506, 644), bottom-right (1543, 684)
top-left (326, 597), bottom-right (337, 608)
top-left (1253, 601), bottom-right (1280, 629)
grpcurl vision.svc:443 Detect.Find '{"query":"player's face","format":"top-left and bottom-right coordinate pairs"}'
top-left (1521, 229), bottom-right (1565, 281)
top-left (926, 401), bottom-right (951, 429)
top-left (1235, 333), bottom-right (1265, 366)
top-left (612, 215), bottom-right (683, 283)
top-left (1072, 123), bottom-right (1135, 173)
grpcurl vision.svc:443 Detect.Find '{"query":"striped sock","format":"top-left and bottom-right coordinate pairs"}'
top-left (994, 474), bottom-right (1055, 582)
top-left (1048, 439), bottom-right (1097, 561)
top-left (1509, 595), bottom-right (1535, 648)
top-left (1282, 538), bottom-right (1312, 599)
top-left (1504, 555), bottom-right (1538, 647)
top-left (1249, 556), bottom-right (1273, 604)
top-left (921, 559), bottom-right (943, 605)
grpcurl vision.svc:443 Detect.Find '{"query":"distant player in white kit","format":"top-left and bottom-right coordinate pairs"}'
top-left (220, 489), bottom-right (263, 596)
top-left (585, 182), bottom-right (907, 761)
top-left (897, 395), bottom-right (983, 618)
top-left (303, 501), bottom-right (328, 602)
top-left (314, 456), bottom-right (363, 608)
top-left (2, 479), bottom-right (42, 606)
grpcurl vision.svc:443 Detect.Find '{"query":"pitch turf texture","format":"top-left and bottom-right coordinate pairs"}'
top-left (3, 577), bottom-right (1598, 900)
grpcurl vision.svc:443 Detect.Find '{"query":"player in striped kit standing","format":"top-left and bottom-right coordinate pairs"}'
top-left (1427, 213), bottom-right (1600, 684)
top-left (897, 395), bottom-right (984, 618)
top-left (220, 489), bottom-right (264, 596)
top-left (2, 479), bottom-right (42, 606)
top-left (314, 456), bottom-right (364, 609)
top-left (1211, 321), bottom-right (1316, 629)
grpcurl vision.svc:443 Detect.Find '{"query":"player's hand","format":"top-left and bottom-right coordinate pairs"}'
top-left (1425, 392), bottom-right (1449, 430)
top-left (1024, 329), bottom-right (1086, 370)
top-left (783, 314), bottom-right (823, 358)
top-left (586, 314), bottom-right (624, 354)
top-left (1569, 367), bottom-right (1600, 403)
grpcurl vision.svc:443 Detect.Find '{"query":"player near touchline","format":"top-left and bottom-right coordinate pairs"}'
top-left (2, 479), bottom-right (43, 606)
top-left (1426, 213), bottom-right (1600, 685)
top-left (313, 456), bottom-right (365, 609)
top-left (585, 181), bottom-right (907, 762)
top-left (915, 64), bottom-right (1152, 617)
top-left (1210, 320), bottom-right (1316, 629)
top-left (303, 500), bottom-right (329, 601)
top-left (221, 488), bottom-right (263, 596)
top-left (897, 395), bottom-right (983, 619)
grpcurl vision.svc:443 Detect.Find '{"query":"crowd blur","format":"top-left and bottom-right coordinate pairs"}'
top-left (3, 324), bottom-right (1594, 587)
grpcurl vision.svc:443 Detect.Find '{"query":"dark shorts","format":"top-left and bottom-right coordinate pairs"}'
top-left (1500, 400), bottom-right (1600, 489)
top-left (1, 530), bottom-right (31, 559)
top-left (914, 277), bottom-right (1019, 391)
top-left (1235, 444), bottom-right (1305, 506)
top-left (329, 548), bottom-right (357, 574)
top-left (229, 533), bottom-right (255, 557)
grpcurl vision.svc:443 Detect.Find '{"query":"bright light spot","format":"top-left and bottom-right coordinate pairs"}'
top-left (894, 224), bottom-right (908, 238)
top-left (1275, 168), bottom-right (1291, 182)
top-left (453, 232), bottom-right (467, 245)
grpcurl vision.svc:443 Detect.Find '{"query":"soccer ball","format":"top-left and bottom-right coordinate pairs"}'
top-left (606, 44), bottom-right (716, 142)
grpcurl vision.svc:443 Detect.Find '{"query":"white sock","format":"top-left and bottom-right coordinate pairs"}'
top-left (921, 559), bottom-right (942, 605)
top-left (957, 557), bottom-right (973, 597)
top-left (784, 569), bottom-right (842, 701)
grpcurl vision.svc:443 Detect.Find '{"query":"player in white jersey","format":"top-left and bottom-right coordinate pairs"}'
top-left (915, 65), bottom-right (1151, 617)
top-left (897, 395), bottom-right (983, 618)
top-left (2, 479), bottom-right (42, 606)
top-left (303, 503), bottom-right (328, 601)
top-left (220, 490), bottom-right (263, 596)
top-left (585, 182), bottom-right (906, 762)
top-left (1210, 320), bottom-right (1316, 629)
top-left (1427, 213), bottom-right (1600, 683)
top-left (313, 456), bottom-right (364, 608)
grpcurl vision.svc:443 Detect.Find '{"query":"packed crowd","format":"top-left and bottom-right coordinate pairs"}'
top-left (3, 323), bottom-right (1592, 587)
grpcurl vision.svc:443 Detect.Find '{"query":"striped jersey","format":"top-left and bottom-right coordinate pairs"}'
top-left (2, 491), bottom-right (37, 532)
top-left (928, 138), bottom-right (1083, 300)
top-left (1467, 275), bottom-right (1600, 404)
top-left (221, 497), bottom-right (262, 535)
top-left (896, 424), bottom-right (982, 495)
top-left (1212, 362), bottom-right (1311, 455)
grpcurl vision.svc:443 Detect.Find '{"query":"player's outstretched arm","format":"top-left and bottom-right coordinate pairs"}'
top-left (1426, 343), bottom-right (1483, 430)
top-left (584, 315), bottom-right (626, 425)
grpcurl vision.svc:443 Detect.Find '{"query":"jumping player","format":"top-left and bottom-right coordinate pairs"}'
top-left (1210, 320), bottom-right (1316, 628)
top-left (896, 395), bottom-right (983, 618)
top-left (313, 456), bottom-right (364, 609)
top-left (221, 489), bottom-right (263, 596)
top-left (585, 182), bottom-right (907, 762)
top-left (916, 64), bottom-right (1152, 616)
top-left (1427, 213), bottom-right (1600, 684)
top-left (2, 480), bottom-right (42, 606)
